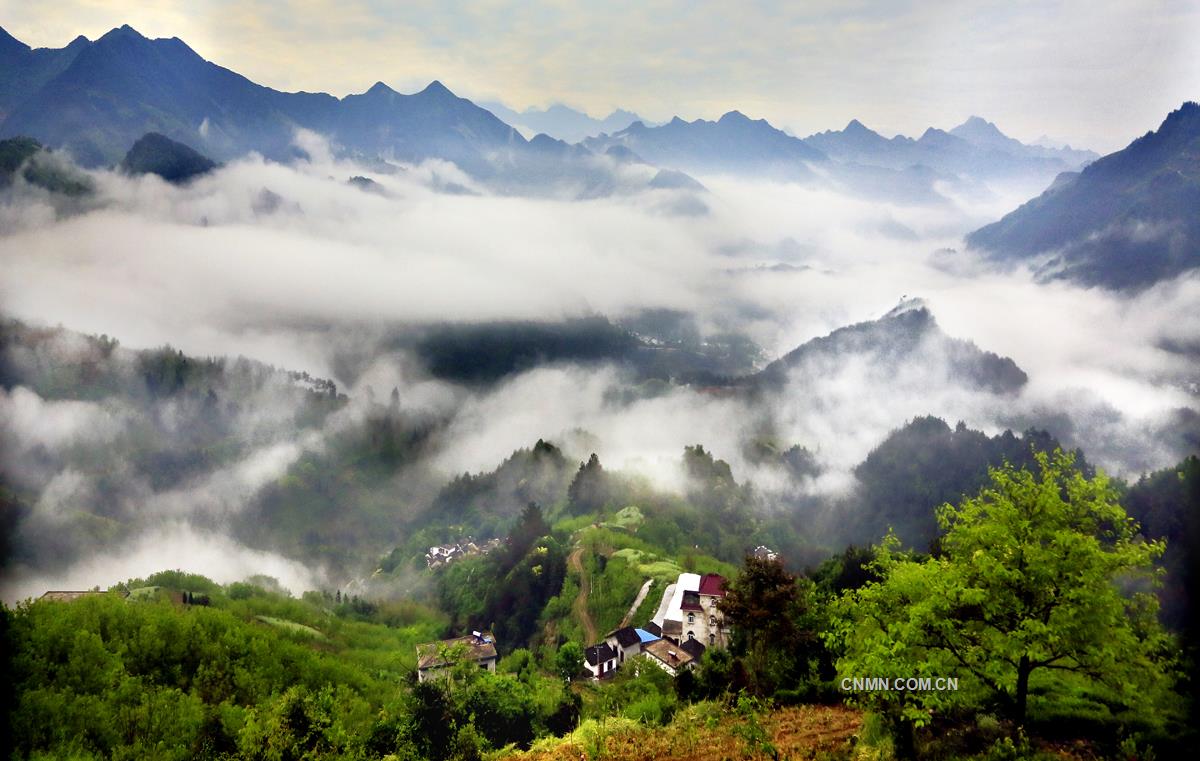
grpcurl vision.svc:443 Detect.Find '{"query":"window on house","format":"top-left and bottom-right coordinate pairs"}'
top-left (709, 633), bottom-right (715, 645)
top-left (687, 612), bottom-right (695, 624)
top-left (688, 631), bottom-right (695, 640)
top-left (709, 615), bottom-right (716, 625)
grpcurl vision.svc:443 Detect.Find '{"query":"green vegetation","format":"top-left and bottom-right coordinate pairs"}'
top-left (828, 451), bottom-right (1184, 757)
top-left (3, 574), bottom-right (445, 760)
top-left (119, 132), bottom-right (217, 183)
top-left (5, 449), bottom-right (1197, 759)
top-left (0, 136), bottom-right (93, 195)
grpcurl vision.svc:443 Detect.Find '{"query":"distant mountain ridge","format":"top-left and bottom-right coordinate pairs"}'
top-left (966, 101), bottom-right (1200, 290)
top-left (1, 23), bottom-right (1102, 203)
top-left (803, 115), bottom-right (1096, 179)
top-left (584, 111), bottom-right (827, 179)
top-left (480, 101), bottom-right (650, 143)
top-left (0, 25), bottom-right (530, 173)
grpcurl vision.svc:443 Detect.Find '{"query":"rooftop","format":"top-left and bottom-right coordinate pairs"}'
top-left (39, 590), bottom-right (117, 602)
top-left (643, 638), bottom-right (694, 670)
top-left (416, 631), bottom-right (496, 670)
top-left (585, 642), bottom-right (618, 666)
top-left (698, 573), bottom-right (726, 597)
top-left (608, 626), bottom-right (641, 648)
top-left (681, 638), bottom-right (707, 660)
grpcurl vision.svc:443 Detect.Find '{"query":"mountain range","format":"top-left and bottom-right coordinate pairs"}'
top-left (3, 24), bottom-right (1197, 288)
top-left (966, 102), bottom-right (1200, 290)
top-left (3, 24), bottom-right (1090, 192)
top-left (804, 116), bottom-right (1097, 180)
top-left (584, 112), bottom-right (827, 180)
top-left (583, 111), bottom-right (1095, 203)
top-left (480, 101), bottom-right (650, 143)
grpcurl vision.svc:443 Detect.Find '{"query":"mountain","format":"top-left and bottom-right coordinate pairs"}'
top-left (0, 26), bottom-right (687, 198)
top-left (0, 28), bottom-right (89, 120)
top-left (949, 115), bottom-right (1097, 167)
top-left (803, 119), bottom-right (902, 164)
top-left (966, 102), bottom-right (1200, 290)
top-left (481, 101), bottom-right (648, 143)
top-left (847, 416), bottom-right (1075, 549)
top-left (0, 25), bottom-right (528, 173)
top-left (802, 116), bottom-right (1095, 181)
top-left (752, 299), bottom-right (1028, 394)
top-left (120, 132), bottom-right (217, 182)
top-left (0, 25), bottom-right (338, 166)
top-left (0, 135), bottom-right (92, 195)
top-left (584, 111), bottom-right (826, 178)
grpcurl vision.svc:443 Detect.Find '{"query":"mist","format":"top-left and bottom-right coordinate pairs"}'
top-left (1, 134), bottom-right (1196, 600)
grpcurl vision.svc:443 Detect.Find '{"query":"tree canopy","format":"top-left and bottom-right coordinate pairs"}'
top-left (830, 450), bottom-right (1177, 751)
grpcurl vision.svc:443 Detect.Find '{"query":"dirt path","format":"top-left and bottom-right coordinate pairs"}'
top-left (567, 547), bottom-right (598, 644)
top-left (619, 578), bottom-right (653, 628)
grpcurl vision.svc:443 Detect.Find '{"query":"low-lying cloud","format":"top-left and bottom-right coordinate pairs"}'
top-left (1, 135), bottom-right (1196, 598)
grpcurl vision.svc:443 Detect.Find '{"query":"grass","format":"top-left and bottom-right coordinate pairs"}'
top-left (602, 506), bottom-right (646, 531)
top-left (611, 549), bottom-right (683, 585)
top-left (255, 615), bottom-right (327, 640)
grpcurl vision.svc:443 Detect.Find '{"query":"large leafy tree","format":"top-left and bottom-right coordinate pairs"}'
top-left (830, 450), bottom-right (1173, 748)
top-left (718, 555), bottom-right (824, 695)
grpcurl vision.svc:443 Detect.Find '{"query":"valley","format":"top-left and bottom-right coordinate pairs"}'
top-left (1, 9), bottom-right (1198, 760)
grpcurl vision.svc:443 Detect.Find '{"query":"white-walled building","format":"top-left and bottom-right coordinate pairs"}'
top-left (651, 572), bottom-right (729, 648)
top-left (584, 642), bottom-right (618, 679)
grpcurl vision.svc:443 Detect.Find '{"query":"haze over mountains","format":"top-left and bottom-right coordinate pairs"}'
top-left (2, 22), bottom-right (1198, 293)
top-left (480, 101), bottom-right (650, 144)
top-left (967, 102), bottom-right (1200, 290)
top-left (0, 25), bottom-right (1086, 195)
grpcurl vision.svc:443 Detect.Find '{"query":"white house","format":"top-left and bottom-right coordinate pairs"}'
top-left (604, 626), bottom-right (643, 665)
top-left (651, 572), bottom-right (729, 648)
top-left (583, 642), bottom-right (618, 679)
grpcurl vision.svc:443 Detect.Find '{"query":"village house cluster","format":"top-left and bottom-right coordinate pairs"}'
top-left (413, 571), bottom-right (731, 683)
top-left (424, 537), bottom-right (501, 569)
top-left (584, 571), bottom-right (729, 679)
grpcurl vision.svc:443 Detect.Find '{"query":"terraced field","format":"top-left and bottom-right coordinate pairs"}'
top-left (508, 704), bottom-right (863, 761)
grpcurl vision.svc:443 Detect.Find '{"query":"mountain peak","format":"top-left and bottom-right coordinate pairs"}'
top-left (365, 81), bottom-right (394, 96)
top-left (419, 80), bottom-right (455, 98)
top-left (845, 118), bottom-right (870, 133)
top-left (718, 110), bottom-right (751, 124)
top-left (951, 115), bottom-right (1006, 138)
top-left (882, 296), bottom-right (931, 320)
top-left (1160, 100), bottom-right (1200, 130)
top-left (100, 24), bottom-right (147, 41)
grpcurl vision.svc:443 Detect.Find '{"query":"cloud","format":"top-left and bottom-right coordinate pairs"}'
top-left (1, 138), bottom-right (1196, 594)
top-left (0, 523), bottom-right (324, 603)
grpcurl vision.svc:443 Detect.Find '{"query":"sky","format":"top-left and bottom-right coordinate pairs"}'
top-left (2, 0), bottom-right (1198, 153)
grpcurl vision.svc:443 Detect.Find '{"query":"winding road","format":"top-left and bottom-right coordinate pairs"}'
top-left (567, 547), bottom-right (598, 644)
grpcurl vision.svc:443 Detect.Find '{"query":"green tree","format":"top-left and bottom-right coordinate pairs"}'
top-left (555, 642), bottom-right (584, 682)
top-left (830, 450), bottom-right (1173, 751)
top-left (567, 454), bottom-right (610, 514)
top-left (718, 555), bottom-right (823, 695)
